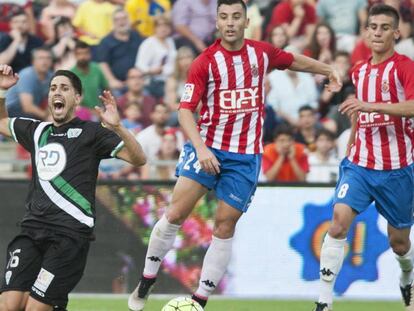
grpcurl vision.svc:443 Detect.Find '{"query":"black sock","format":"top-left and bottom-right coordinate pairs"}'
top-left (191, 294), bottom-right (207, 308)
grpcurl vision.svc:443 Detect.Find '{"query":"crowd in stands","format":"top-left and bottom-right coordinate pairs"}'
top-left (1, 0), bottom-right (414, 183)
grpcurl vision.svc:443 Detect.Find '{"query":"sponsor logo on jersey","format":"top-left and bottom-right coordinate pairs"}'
top-left (181, 83), bottom-right (195, 102)
top-left (290, 199), bottom-right (388, 294)
top-left (67, 128), bottom-right (83, 138)
top-left (33, 268), bottom-right (55, 294)
top-left (37, 143), bottom-right (67, 181)
top-left (219, 87), bottom-right (259, 114)
top-left (359, 111), bottom-right (394, 128)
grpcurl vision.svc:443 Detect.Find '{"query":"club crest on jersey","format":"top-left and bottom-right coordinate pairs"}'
top-left (381, 80), bottom-right (389, 93)
top-left (181, 83), bottom-right (195, 102)
top-left (251, 64), bottom-right (259, 78)
top-left (36, 143), bottom-right (67, 181)
top-left (67, 128), bottom-right (82, 138)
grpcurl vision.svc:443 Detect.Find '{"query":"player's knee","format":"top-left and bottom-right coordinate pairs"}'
top-left (328, 222), bottom-right (348, 239)
top-left (389, 236), bottom-right (410, 256)
top-left (213, 219), bottom-right (236, 239)
top-left (165, 209), bottom-right (187, 225)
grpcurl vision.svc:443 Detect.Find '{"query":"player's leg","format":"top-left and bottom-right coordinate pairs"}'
top-left (314, 203), bottom-right (356, 311)
top-left (0, 291), bottom-right (29, 311)
top-left (128, 176), bottom-right (209, 311)
top-left (314, 158), bottom-right (373, 311)
top-left (26, 233), bottom-right (89, 311)
top-left (129, 142), bottom-right (216, 311)
top-left (192, 200), bottom-right (242, 307)
top-left (192, 151), bottom-right (261, 308)
top-left (0, 234), bottom-right (42, 311)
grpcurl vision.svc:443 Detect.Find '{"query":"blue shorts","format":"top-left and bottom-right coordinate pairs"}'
top-left (333, 158), bottom-right (414, 229)
top-left (176, 143), bottom-right (262, 212)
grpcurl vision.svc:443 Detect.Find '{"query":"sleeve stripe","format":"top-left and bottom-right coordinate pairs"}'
top-left (110, 141), bottom-right (124, 158)
top-left (8, 118), bottom-right (17, 142)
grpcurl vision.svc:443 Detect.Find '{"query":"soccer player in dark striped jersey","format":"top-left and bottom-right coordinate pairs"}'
top-left (0, 64), bottom-right (146, 311)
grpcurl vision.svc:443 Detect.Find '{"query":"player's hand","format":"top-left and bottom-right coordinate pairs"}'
top-left (293, 5), bottom-right (305, 19)
top-left (195, 145), bottom-right (221, 175)
top-left (0, 64), bottom-right (19, 90)
top-left (325, 67), bottom-right (342, 92)
top-left (339, 97), bottom-right (374, 116)
top-left (96, 90), bottom-right (121, 131)
top-left (287, 145), bottom-right (296, 160)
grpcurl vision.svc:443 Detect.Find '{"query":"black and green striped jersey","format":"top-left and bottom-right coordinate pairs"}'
top-left (9, 117), bottom-right (123, 238)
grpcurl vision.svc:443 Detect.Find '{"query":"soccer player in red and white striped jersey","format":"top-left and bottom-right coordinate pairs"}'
top-left (128, 1), bottom-right (341, 310)
top-left (314, 4), bottom-right (414, 311)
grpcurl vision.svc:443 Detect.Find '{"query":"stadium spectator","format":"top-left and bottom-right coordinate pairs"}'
top-left (117, 68), bottom-right (157, 129)
top-left (262, 124), bottom-right (309, 182)
top-left (39, 0), bottom-right (76, 42)
top-left (125, 0), bottom-right (171, 38)
top-left (135, 15), bottom-right (176, 99)
top-left (0, 2), bottom-right (36, 34)
top-left (351, 27), bottom-right (371, 66)
top-left (306, 128), bottom-right (339, 183)
top-left (267, 25), bottom-right (289, 49)
top-left (0, 10), bottom-right (43, 73)
top-left (97, 8), bottom-right (143, 95)
top-left (244, 0), bottom-right (263, 41)
top-left (0, 66), bottom-right (146, 311)
top-left (303, 22), bottom-right (336, 65)
top-left (316, 0), bottom-right (368, 52)
top-left (266, 46), bottom-right (318, 126)
top-left (172, 0), bottom-right (217, 53)
top-left (164, 46), bottom-right (195, 126)
top-left (141, 128), bottom-right (181, 180)
top-left (72, 0), bottom-right (116, 46)
top-left (294, 105), bottom-right (321, 152)
top-left (121, 102), bottom-right (143, 134)
top-left (49, 17), bottom-right (77, 70)
top-left (71, 41), bottom-right (108, 117)
top-left (266, 0), bottom-right (317, 50)
top-left (318, 51), bottom-right (353, 117)
top-left (6, 47), bottom-right (52, 119)
top-left (395, 33), bottom-right (414, 60)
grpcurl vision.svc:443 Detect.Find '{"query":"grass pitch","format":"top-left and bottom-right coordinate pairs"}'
top-left (67, 296), bottom-right (403, 311)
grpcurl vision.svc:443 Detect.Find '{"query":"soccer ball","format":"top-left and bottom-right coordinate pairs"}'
top-left (161, 297), bottom-right (204, 311)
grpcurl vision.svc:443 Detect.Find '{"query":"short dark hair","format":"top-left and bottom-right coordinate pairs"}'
top-left (273, 124), bottom-right (294, 140)
top-left (368, 4), bottom-right (400, 29)
top-left (50, 70), bottom-right (83, 95)
top-left (75, 40), bottom-right (90, 50)
top-left (10, 9), bottom-right (27, 19)
top-left (31, 46), bottom-right (52, 61)
top-left (217, 0), bottom-right (247, 14)
top-left (298, 105), bottom-right (315, 114)
top-left (316, 128), bottom-right (335, 141)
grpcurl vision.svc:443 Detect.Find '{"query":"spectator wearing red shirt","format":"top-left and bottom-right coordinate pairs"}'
top-left (262, 124), bottom-right (309, 182)
top-left (266, 0), bottom-right (316, 49)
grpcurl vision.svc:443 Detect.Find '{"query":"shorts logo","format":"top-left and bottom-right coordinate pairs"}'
top-left (181, 83), bottom-right (195, 102)
top-left (5, 271), bottom-right (12, 285)
top-left (67, 128), bottom-right (82, 138)
top-left (290, 199), bottom-right (388, 294)
top-left (33, 268), bottom-right (55, 294)
top-left (229, 193), bottom-right (243, 203)
top-left (36, 143), bottom-right (67, 181)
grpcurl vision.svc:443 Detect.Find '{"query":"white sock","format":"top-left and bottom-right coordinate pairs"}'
top-left (396, 244), bottom-right (414, 286)
top-left (142, 215), bottom-right (180, 277)
top-left (319, 234), bottom-right (347, 307)
top-left (195, 236), bottom-right (233, 298)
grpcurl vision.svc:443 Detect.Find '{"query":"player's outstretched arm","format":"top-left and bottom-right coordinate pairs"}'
top-left (0, 64), bottom-right (19, 137)
top-left (339, 97), bottom-right (414, 117)
top-left (288, 53), bottom-right (342, 92)
top-left (178, 108), bottom-right (221, 175)
top-left (95, 90), bottom-right (146, 167)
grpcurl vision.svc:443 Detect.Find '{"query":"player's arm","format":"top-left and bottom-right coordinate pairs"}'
top-left (346, 113), bottom-right (358, 157)
top-left (178, 108), bottom-right (220, 175)
top-left (288, 53), bottom-right (342, 92)
top-left (339, 97), bottom-right (414, 117)
top-left (0, 64), bottom-right (19, 137)
top-left (95, 90), bottom-right (146, 167)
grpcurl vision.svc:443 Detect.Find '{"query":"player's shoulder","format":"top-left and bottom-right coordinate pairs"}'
top-left (393, 52), bottom-right (414, 69)
top-left (245, 39), bottom-right (274, 51)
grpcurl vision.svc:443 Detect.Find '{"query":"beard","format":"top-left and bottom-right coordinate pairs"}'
top-left (50, 104), bottom-right (76, 125)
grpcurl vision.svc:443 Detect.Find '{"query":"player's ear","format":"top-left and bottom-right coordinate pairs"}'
top-left (394, 28), bottom-right (400, 41)
top-left (245, 17), bottom-right (250, 29)
top-left (75, 93), bottom-right (82, 106)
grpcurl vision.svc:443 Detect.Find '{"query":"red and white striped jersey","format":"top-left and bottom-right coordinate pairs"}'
top-left (348, 53), bottom-right (414, 170)
top-left (179, 39), bottom-right (293, 154)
